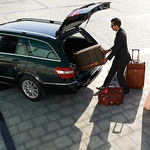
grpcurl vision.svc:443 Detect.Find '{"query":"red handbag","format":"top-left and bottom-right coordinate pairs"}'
top-left (98, 82), bottom-right (124, 106)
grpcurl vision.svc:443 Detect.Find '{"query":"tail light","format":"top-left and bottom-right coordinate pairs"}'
top-left (54, 67), bottom-right (74, 79)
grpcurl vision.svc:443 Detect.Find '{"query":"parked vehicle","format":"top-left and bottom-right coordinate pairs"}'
top-left (0, 2), bottom-right (110, 101)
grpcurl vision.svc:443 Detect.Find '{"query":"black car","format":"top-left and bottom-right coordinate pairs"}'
top-left (0, 2), bottom-right (110, 101)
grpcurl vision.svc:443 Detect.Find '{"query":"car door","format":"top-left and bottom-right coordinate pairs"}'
top-left (0, 35), bottom-right (28, 81)
top-left (22, 38), bottom-right (61, 83)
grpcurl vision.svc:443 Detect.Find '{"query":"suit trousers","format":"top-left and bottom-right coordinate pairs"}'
top-left (103, 63), bottom-right (129, 91)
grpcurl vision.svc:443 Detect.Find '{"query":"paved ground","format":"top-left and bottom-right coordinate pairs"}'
top-left (0, 0), bottom-right (150, 150)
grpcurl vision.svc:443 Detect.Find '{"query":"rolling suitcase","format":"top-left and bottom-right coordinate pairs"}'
top-left (125, 49), bottom-right (145, 89)
top-left (73, 44), bottom-right (105, 71)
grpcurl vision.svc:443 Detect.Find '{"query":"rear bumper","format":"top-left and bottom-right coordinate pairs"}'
top-left (42, 66), bottom-right (102, 95)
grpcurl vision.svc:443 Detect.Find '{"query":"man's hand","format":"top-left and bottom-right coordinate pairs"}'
top-left (103, 49), bottom-right (111, 55)
top-left (101, 58), bottom-right (108, 65)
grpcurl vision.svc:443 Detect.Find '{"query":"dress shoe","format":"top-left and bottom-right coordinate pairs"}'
top-left (123, 90), bottom-right (130, 95)
top-left (96, 86), bottom-right (105, 90)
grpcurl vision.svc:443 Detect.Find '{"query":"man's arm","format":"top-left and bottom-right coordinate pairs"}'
top-left (101, 58), bottom-right (108, 64)
top-left (103, 49), bottom-right (111, 55)
top-left (107, 33), bottom-right (124, 60)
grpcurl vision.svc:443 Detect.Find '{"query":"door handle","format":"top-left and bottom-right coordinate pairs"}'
top-left (10, 59), bottom-right (19, 63)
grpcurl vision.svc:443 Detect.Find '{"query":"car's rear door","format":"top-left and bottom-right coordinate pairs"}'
top-left (0, 36), bottom-right (28, 82)
top-left (57, 2), bottom-right (110, 37)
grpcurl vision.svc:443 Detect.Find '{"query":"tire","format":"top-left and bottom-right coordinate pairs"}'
top-left (20, 75), bottom-right (45, 101)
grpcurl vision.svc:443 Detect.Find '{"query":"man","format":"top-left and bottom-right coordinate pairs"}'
top-left (97, 18), bottom-right (131, 95)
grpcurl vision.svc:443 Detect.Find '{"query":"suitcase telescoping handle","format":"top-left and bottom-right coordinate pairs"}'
top-left (107, 82), bottom-right (116, 88)
top-left (132, 49), bottom-right (140, 63)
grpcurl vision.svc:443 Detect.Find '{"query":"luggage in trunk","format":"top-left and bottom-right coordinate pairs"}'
top-left (125, 49), bottom-right (145, 89)
top-left (73, 44), bottom-right (105, 71)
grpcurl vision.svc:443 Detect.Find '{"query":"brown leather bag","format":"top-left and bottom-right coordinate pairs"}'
top-left (98, 83), bottom-right (124, 107)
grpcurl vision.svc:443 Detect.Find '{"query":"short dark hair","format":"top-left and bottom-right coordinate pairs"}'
top-left (111, 18), bottom-right (121, 27)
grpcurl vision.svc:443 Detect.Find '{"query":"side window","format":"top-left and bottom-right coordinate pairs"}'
top-left (0, 35), bottom-right (17, 53)
top-left (26, 39), bottom-right (58, 60)
top-left (16, 38), bottom-right (28, 55)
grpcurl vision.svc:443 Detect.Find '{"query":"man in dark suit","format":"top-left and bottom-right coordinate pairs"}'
top-left (98, 18), bottom-right (131, 94)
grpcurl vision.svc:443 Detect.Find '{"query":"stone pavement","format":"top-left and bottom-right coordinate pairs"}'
top-left (0, 0), bottom-right (150, 150)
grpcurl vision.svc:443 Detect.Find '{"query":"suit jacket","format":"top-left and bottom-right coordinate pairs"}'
top-left (107, 28), bottom-right (131, 66)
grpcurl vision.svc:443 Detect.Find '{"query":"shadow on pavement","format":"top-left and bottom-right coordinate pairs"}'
top-left (87, 89), bottom-right (143, 150)
top-left (0, 112), bottom-right (16, 150)
top-left (0, 83), bottom-right (12, 91)
top-left (0, 83), bottom-right (16, 150)
top-left (38, 87), bottom-right (94, 150)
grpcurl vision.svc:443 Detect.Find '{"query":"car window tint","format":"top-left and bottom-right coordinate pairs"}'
top-left (16, 38), bottom-right (28, 55)
top-left (0, 35), bottom-right (17, 53)
top-left (26, 39), bottom-right (58, 60)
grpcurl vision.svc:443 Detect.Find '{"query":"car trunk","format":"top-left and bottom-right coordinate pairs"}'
top-left (63, 36), bottom-right (95, 64)
top-left (62, 30), bottom-right (104, 80)
top-left (57, 2), bottom-right (110, 79)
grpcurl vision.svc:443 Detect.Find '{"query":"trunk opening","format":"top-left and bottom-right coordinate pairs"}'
top-left (63, 37), bottom-right (95, 64)
top-left (61, 30), bottom-right (103, 79)
top-left (62, 35), bottom-right (96, 77)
